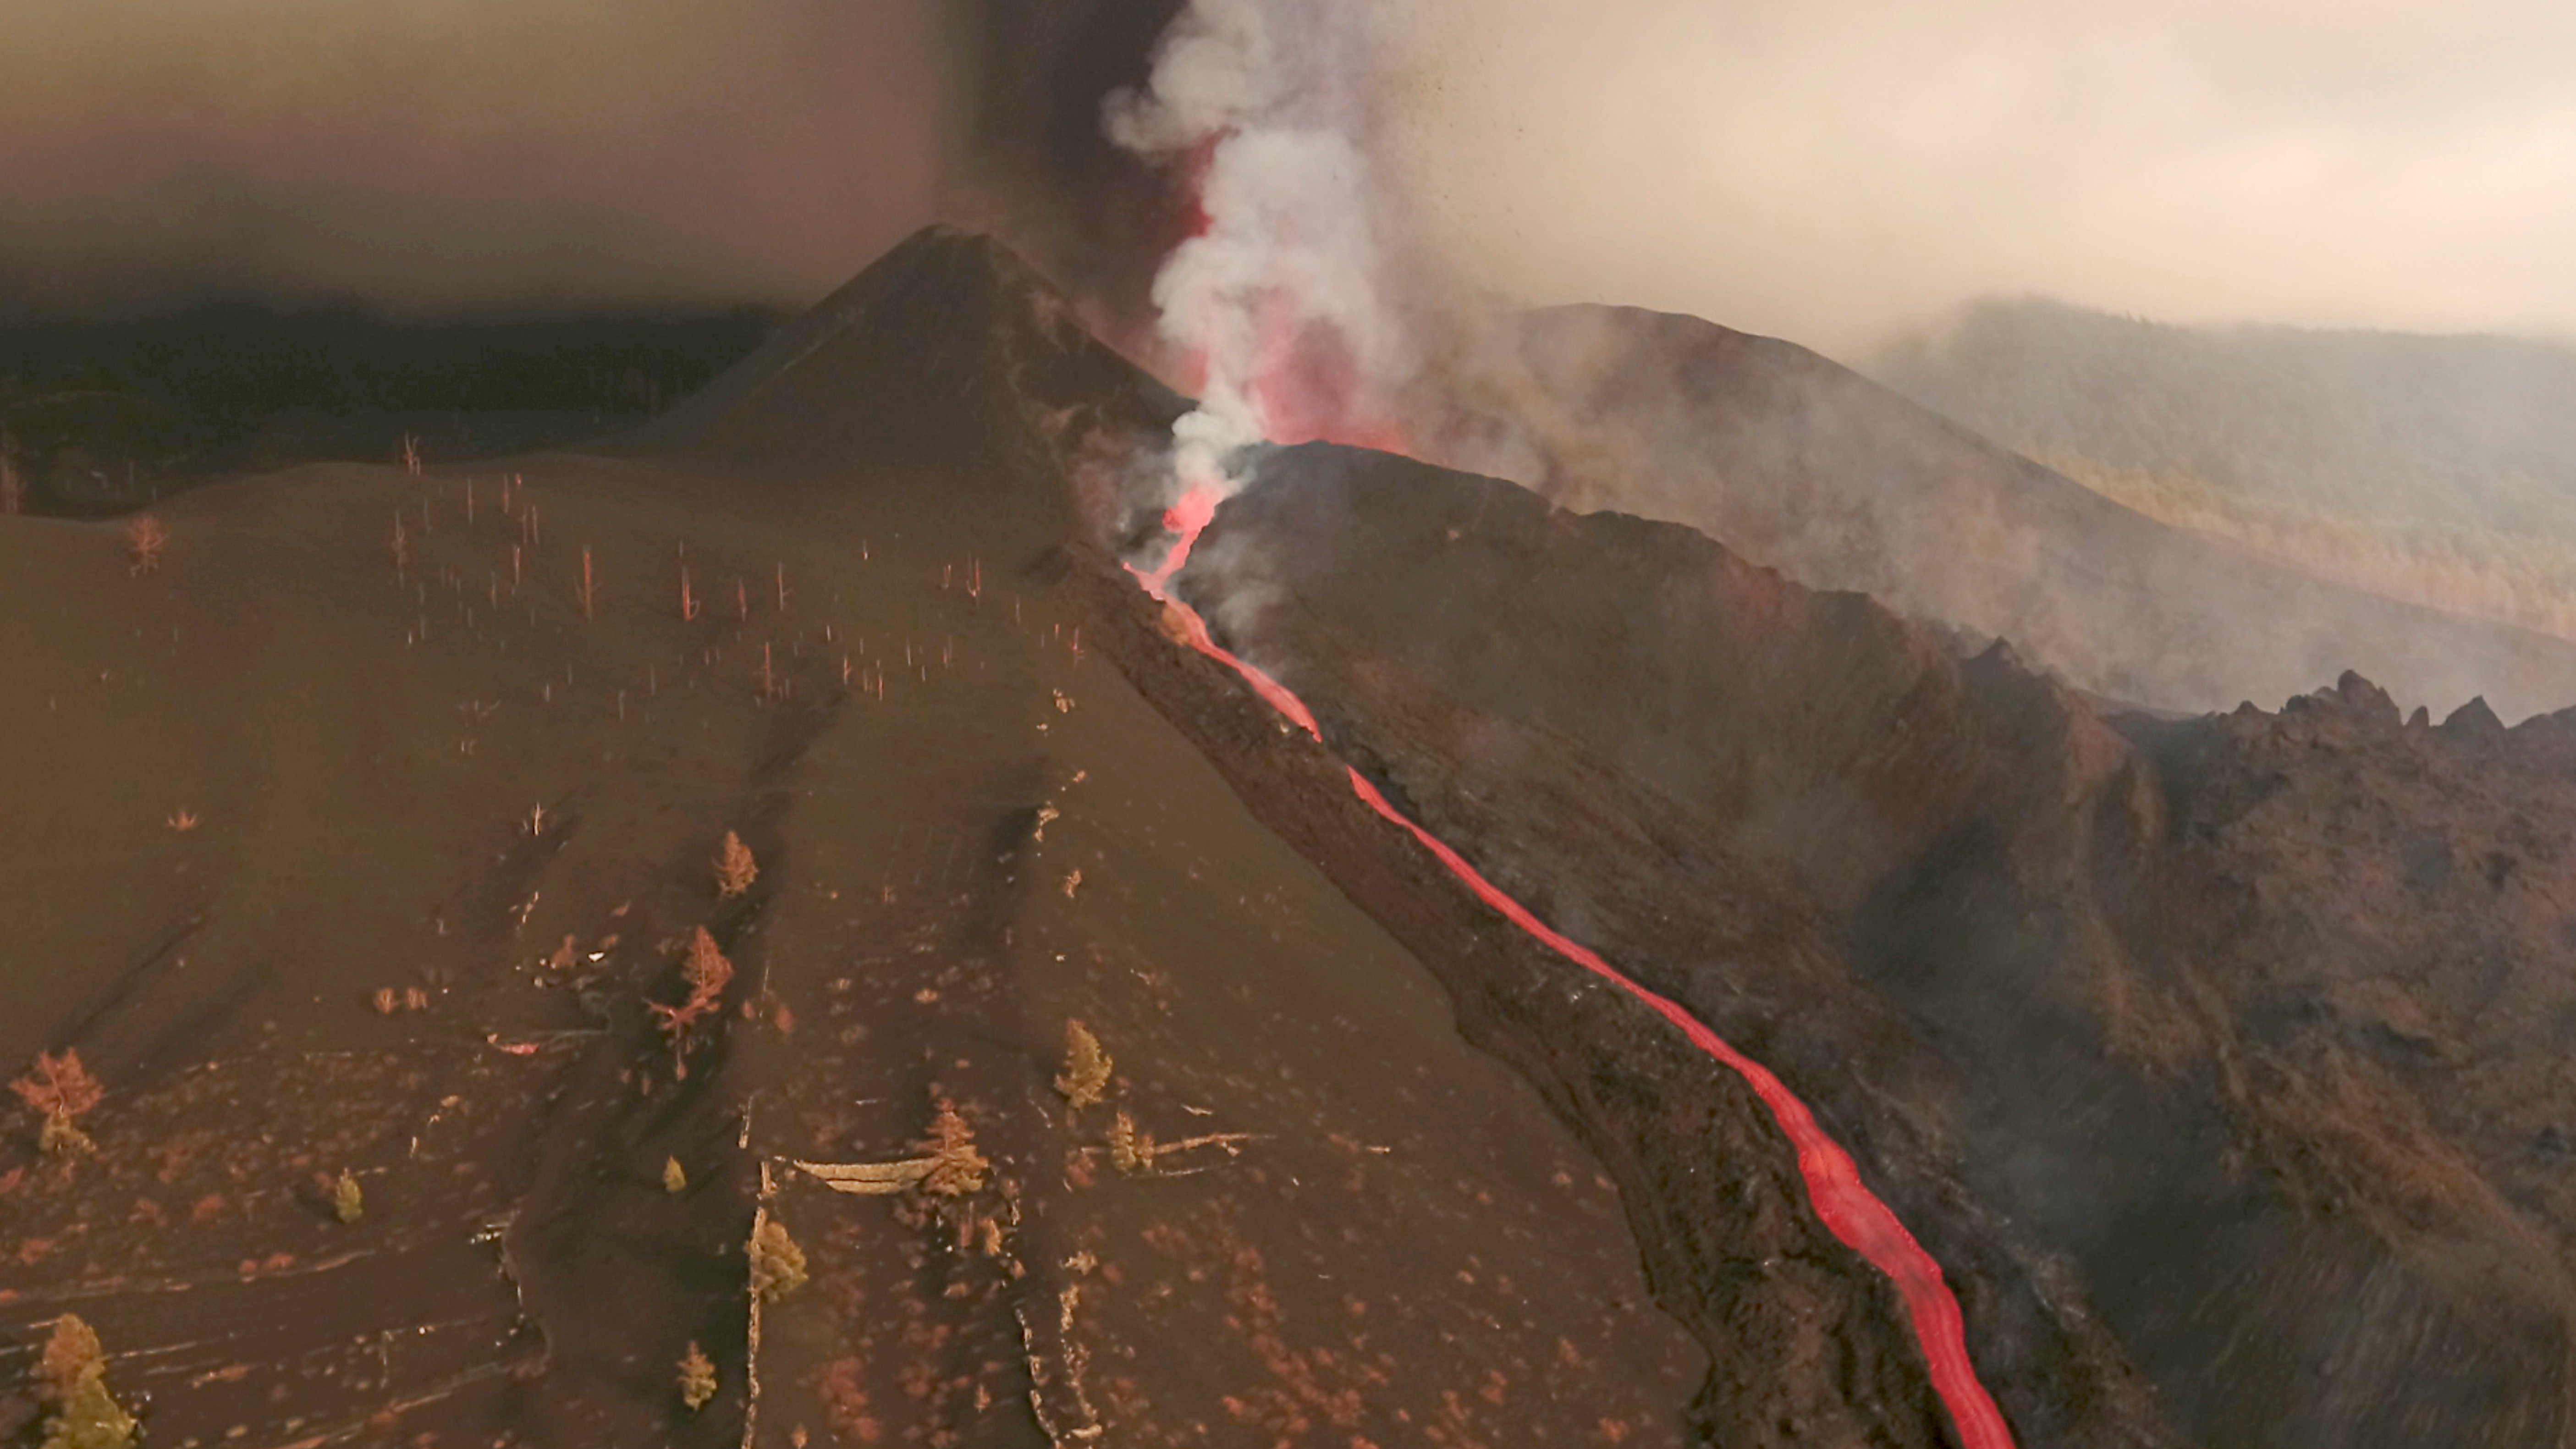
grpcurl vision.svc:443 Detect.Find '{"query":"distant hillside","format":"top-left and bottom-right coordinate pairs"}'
top-left (0, 300), bottom-right (784, 514)
top-left (1423, 304), bottom-right (2576, 720)
top-left (1869, 299), bottom-right (2576, 640)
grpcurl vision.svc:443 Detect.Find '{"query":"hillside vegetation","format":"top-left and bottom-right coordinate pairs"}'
top-left (1871, 299), bottom-right (2576, 639)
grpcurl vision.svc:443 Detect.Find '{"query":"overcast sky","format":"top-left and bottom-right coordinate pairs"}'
top-left (0, 0), bottom-right (947, 316)
top-left (1381, 0), bottom-right (2576, 349)
top-left (5, 0), bottom-right (2571, 351)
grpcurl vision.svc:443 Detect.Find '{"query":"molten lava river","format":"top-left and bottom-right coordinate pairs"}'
top-left (1131, 486), bottom-right (2015, 1449)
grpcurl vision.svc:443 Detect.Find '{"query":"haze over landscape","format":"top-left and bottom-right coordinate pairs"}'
top-left (8, 0), bottom-right (2575, 347)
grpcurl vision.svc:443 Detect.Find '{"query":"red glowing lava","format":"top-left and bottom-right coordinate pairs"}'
top-left (1177, 134), bottom-right (1222, 244)
top-left (1128, 510), bottom-right (2015, 1449)
top-left (1154, 146), bottom-right (1409, 457)
top-left (1137, 483), bottom-right (1224, 595)
top-left (1139, 146), bottom-right (2004, 1440)
top-left (1246, 291), bottom-right (1408, 453)
top-left (1156, 297), bottom-right (1407, 455)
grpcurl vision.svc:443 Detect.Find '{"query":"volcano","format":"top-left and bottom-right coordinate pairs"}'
top-left (7, 227), bottom-right (2576, 1449)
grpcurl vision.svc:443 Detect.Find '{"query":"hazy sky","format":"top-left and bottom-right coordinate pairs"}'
top-left (0, 0), bottom-right (947, 316)
top-left (1380, 0), bottom-right (2576, 349)
top-left (6, 0), bottom-right (2572, 350)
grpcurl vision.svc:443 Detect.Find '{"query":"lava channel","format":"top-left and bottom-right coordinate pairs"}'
top-left (1128, 490), bottom-right (2015, 1449)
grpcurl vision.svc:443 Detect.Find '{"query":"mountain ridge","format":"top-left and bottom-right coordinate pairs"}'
top-left (1870, 296), bottom-right (2576, 649)
top-left (1436, 299), bottom-right (2576, 719)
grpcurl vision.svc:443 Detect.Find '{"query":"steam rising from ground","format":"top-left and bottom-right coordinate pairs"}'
top-left (1106, 0), bottom-right (1412, 523)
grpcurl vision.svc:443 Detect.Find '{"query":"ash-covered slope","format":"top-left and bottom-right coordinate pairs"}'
top-left (1444, 304), bottom-right (2576, 720)
top-left (622, 225), bottom-right (1184, 551)
top-left (1161, 439), bottom-right (2576, 1449)
top-left (0, 248), bottom-right (1707, 1446)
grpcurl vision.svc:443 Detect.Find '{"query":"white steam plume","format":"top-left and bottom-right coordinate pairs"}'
top-left (1106, 0), bottom-right (1409, 520)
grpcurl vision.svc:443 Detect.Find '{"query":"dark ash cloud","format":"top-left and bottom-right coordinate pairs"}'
top-left (934, 0), bottom-right (1192, 321)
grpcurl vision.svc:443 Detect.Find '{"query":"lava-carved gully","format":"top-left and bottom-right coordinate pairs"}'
top-left (1129, 490), bottom-right (2015, 1449)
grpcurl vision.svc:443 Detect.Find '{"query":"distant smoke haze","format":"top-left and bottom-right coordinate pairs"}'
top-left (936, 0), bottom-right (1189, 320)
top-left (1375, 0), bottom-right (2576, 353)
top-left (8, 0), bottom-right (2575, 351)
top-left (0, 0), bottom-right (946, 318)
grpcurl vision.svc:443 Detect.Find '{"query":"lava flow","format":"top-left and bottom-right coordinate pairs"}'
top-left (1128, 496), bottom-right (2015, 1449)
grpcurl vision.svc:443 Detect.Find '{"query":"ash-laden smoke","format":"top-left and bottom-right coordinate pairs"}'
top-left (936, 0), bottom-right (1189, 332)
top-left (1104, 0), bottom-right (1414, 580)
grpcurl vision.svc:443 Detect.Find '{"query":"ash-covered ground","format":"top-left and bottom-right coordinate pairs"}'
top-left (8, 228), bottom-right (2576, 1449)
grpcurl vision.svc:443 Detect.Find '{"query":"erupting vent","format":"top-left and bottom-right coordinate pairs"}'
top-left (1109, 3), bottom-right (2011, 1436)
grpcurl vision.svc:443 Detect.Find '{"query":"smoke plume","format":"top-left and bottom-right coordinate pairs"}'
top-left (1103, 0), bottom-right (1414, 532)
